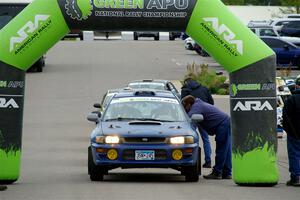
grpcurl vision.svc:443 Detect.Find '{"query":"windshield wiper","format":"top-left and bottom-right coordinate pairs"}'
top-left (135, 118), bottom-right (174, 122)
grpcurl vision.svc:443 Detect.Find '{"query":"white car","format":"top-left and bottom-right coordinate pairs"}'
top-left (269, 18), bottom-right (300, 32)
top-left (249, 25), bottom-right (300, 46)
top-left (184, 37), bottom-right (196, 50)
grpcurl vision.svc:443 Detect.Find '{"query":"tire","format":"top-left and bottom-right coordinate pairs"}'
top-left (79, 33), bottom-right (84, 41)
top-left (134, 32), bottom-right (138, 40)
top-left (154, 35), bottom-right (159, 41)
top-left (88, 146), bottom-right (104, 181)
top-left (183, 151), bottom-right (200, 182)
top-left (169, 34), bottom-right (175, 41)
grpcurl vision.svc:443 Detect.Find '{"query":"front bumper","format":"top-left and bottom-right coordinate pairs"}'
top-left (91, 143), bottom-right (199, 168)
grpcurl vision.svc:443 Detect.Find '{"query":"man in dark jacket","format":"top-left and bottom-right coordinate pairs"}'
top-left (182, 95), bottom-right (232, 179)
top-left (283, 77), bottom-right (300, 186)
top-left (181, 78), bottom-right (213, 168)
top-left (181, 78), bottom-right (214, 105)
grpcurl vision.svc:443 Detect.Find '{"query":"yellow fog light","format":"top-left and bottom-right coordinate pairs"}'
top-left (107, 149), bottom-right (118, 160)
top-left (172, 149), bottom-right (183, 161)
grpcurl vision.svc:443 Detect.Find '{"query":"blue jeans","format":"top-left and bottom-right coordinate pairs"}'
top-left (213, 119), bottom-right (232, 176)
top-left (199, 128), bottom-right (212, 163)
top-left (287, 136), bottom-right (300, 179)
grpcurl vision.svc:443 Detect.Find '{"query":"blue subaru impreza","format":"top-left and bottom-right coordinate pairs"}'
top-left (87, 90), bottom-right (202, 182)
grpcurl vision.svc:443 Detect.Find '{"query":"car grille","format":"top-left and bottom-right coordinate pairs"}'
top-left (122, 137), bottom-right (166, 144)
top-left (122, 149), bottom-right (167, 160)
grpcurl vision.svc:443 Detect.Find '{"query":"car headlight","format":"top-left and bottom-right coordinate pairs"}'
top-left (105, 136), bottom-right (120, 144)
top-left (169, 136), bottom-right (194, 144)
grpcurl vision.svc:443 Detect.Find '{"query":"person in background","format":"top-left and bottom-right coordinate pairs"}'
top-left (181, 75), bottom-right (213, 168)
top-left (282, 77), bottom-right (300, 187)
top-left (182, 95), bottom-right (232, 179)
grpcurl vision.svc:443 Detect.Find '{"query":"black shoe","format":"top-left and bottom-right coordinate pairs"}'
top-left (0, 185), bottom-right (7, 191)
top-left (202, 162), bottom-right (212, 168)
top-left (203, 171), bottom-right (221, 180)
top-left (222, 174), bottom-right (232, 180)
top-left (286, 177), bottom-right (300, 187)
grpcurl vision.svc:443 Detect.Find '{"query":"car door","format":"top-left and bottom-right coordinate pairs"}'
top-left (262, 38), bottom-right (297, 65)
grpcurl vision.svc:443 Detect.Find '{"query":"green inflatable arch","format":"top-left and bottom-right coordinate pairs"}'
top-left (0, 0), bottom-right (279, 185)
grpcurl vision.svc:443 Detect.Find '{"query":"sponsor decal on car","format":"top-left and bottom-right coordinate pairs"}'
top-left (111, 97), bottom-right (179, 104)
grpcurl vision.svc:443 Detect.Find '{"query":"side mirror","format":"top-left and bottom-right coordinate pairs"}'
top-left (87, 112), bottom-right (101, 123)
top-left (93, 103), bottom-right (102, 109)
top-left (284, 45), bottom-right (289, 51)
top-left (191, 114), bottom-right (204, 123)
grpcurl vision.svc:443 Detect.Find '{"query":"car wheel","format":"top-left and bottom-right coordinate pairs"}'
top-left (154, 35), bottom-right (159, 41)
top-left (134, 32), bottom-right (138, 40)
top-left (88, 146), bottom-right (104, 181)
top-left (169, 34), bottom-right (175, 41)
top-left (183, 151), bottom-right (200, 182)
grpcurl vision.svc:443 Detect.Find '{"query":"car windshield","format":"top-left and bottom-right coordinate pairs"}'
top-left (128, 82), bottom-right (165, 90)
top-left (103, 97), bottom-right (186, 122)
top-left (102, 93), bottom-right (116, 109)
top-left (259, 28), bottom-right (277, 37)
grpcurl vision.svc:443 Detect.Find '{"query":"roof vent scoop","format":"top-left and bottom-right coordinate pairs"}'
top-left (134, 91), bottom-right (155, 96)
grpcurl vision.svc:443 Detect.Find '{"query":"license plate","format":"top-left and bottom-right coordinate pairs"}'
top-left (135, 150), bottom-right (155, 161)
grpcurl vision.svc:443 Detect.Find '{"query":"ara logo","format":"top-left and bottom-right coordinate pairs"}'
top-left (0, 98), bottom-right (19, 109)
top-left (233, 101), bottom-right (273, 111)
top-left (203, 17), bottom-right (243, 55)
top-left (10, 15), bottom-right (50, 52)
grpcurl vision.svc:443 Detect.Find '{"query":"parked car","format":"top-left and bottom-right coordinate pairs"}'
top-left (93, 31), bottom-right (122, 39)
top-left (249, 25), bottom-right (300, 46)
top-left (184, 37), bottom-right (210, 57)
top-left (260, 36), bottom-right (300, 68)
top-left (127, 79), bottom-right (180, 97)
top-left (62, 29), bottom-right (83, 40)
top-left (169, 32), bottom-right (181, 40)
top-left (247, 20), bottom-right (270, 27)
top-left (133, 32), bottom-right (159, 40)
top-left (87, 90), bottom-right (201, 182)
top-left (269, 18), bottom-right (300, 32)
top-left (283, 14), bottom-right (300, 18)
top-left (0, 1), bottom-right (45, 72)
top-left (281, 20), bottom-right (300, 37)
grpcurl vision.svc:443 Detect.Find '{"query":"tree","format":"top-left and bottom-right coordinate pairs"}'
top-left (280, 0), bottom-right (300, 13)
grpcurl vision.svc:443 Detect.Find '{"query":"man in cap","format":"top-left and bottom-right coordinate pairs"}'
top-left (181, 75), bottom-right (214, 168)
top-left (182, 95), bottom-right (231, 179)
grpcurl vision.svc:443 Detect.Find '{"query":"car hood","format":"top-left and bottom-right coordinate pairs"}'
top-left (100, 121), bottom-right (194, 137)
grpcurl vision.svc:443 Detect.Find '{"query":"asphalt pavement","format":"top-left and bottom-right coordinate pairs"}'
top-left (0, 40), bottom-right (299, 200)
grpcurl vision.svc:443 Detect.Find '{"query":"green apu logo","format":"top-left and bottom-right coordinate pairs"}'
top-left (93, 0), bottom-right (188, 9)
top-left (65, 0), bottom-right (93, 20)
top-left (231, 83), bottom-right (275, 96)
